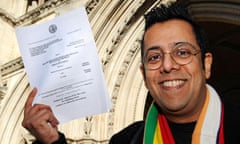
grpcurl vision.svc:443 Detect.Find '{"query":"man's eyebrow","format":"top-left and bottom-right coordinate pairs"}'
top-left (145, 46), bottom-right (161, 53)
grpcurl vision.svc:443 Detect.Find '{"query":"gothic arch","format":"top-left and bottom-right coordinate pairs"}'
top-left (0, 71), bottom-right (30, 143)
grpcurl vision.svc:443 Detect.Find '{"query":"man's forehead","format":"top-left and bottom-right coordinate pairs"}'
top-left (143, 19), bottom-right (196, 48)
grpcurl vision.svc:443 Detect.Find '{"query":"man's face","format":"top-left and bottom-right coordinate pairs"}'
top-left (141, 19), bottom-right (212, 122)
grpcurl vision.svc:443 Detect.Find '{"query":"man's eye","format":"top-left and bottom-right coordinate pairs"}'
top-left (175, 49), bottom-right (191, 58)
top-left (147, 54), bottom-right (161, 62)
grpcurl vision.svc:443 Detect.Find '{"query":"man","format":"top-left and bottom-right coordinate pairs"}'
top-left (22, 2), bottom-right (240, 144)
top-left (110, 2), bottom-right (240, 144)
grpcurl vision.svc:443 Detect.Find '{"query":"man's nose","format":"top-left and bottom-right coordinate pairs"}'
top-left (160, 53), bottom-right (180, 73)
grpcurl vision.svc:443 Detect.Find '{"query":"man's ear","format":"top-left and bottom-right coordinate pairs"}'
top-left (204, 52), bottom-right (213, 79)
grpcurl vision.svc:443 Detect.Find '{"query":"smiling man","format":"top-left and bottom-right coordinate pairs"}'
top-left (141, 19), bottom-right (209, 124)
top-left (110, 2), bottom-right (240, 144)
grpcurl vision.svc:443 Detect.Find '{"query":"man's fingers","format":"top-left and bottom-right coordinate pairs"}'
top-left (24, 87), bottom-right (37, 114)
top-left (48, 115), bottom-right (59, 127)
top-left (32, 107), bottom-right (59, 126)
top-left (27, 104), bottom-right (52, 117)
top-left (23, 108), bottom-right (59, 130)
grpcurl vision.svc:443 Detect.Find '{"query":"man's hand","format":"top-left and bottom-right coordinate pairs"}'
top-left (22, 88), bottom-right (60, 144)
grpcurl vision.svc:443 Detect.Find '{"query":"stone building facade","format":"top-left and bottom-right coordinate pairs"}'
top-left (0, 0), bottom-right (239, 143)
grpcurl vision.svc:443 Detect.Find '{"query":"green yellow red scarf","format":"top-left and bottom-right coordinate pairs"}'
top-left (143, 84), bottom-right (224, 144)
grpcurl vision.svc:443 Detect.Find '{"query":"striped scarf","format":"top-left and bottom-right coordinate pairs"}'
top-left (143, 84), bottom-right (224, 144)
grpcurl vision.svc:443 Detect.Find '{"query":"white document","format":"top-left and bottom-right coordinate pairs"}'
top-left (15, 7), bottom-right (111, 124)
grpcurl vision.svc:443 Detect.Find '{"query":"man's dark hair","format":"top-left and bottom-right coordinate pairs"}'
top-left (141, 2), bottom-right (210, 67)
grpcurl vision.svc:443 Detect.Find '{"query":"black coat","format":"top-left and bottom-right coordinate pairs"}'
top-left (110, 100), bottom-right (240, 144)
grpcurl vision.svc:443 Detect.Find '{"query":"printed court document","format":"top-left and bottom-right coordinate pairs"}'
top-left (15, 7), bottom-right (111, 124)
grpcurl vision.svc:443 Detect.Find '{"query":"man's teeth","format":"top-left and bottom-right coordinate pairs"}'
top-left (163, 80), bottom-right (184, 87)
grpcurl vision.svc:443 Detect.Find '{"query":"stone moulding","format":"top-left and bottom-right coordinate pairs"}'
top-left (0, 0), bottom-right (68, 26)
top-left (189, 1), bottom-right (240, 24)
top-left (0, 57), bottom-right (24, 77)
top-left (0, 0), bottom-right (101, 27)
